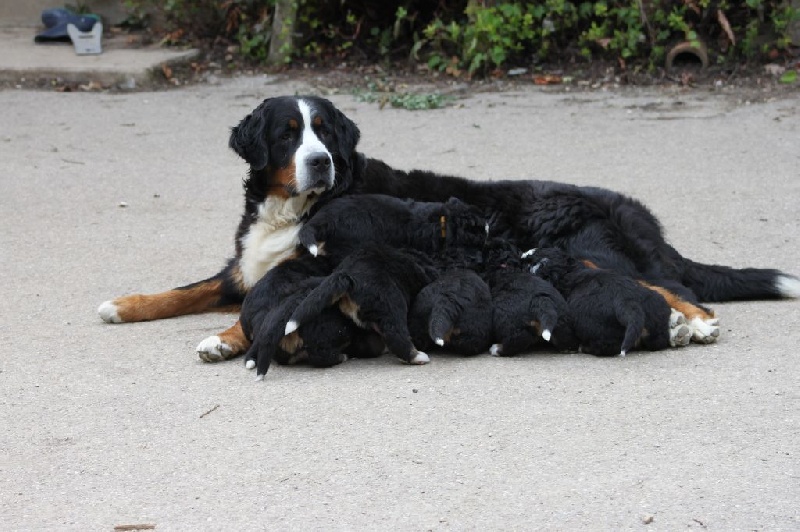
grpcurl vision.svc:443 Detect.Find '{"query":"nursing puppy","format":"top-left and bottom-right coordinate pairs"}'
top-left (284, 244), bottom-right (440, 365)
top-left (241, 254), bottom-right (383, 379)
top-left (526, 248), bottom-right (677, 356)
top-left (408, 249), bottom-right (493, 356)
top-left (483, 240), bottom-right (579, 356)
top-left (298, 194), bottom-right (488, 260)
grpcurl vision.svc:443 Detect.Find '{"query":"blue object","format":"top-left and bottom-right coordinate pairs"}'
top-left (35, 8), bottom-right (99, 43)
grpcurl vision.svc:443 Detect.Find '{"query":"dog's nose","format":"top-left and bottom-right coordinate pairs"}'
top-left (308, 152), bottom-right (331, 170)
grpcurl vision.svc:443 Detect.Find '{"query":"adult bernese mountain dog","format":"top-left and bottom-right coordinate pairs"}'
top-left (97, 95), bottom-right (800, 362)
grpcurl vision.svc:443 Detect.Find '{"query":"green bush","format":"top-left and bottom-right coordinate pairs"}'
top-left (123, 0), bottom-right (800, 74)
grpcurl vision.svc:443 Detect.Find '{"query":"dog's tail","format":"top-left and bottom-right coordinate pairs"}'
top-left (682, 259), bottom-right (800, 302)
top-left (615, 303), bottom-right (646, 356)
top-left (428, 302), bottom-right (460, 347)
top-left (532, 303), bottom-right (560, 342)
top-left (285, 273), bottom-right (352, 335)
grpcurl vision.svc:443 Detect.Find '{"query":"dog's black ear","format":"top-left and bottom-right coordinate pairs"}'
top-left (229, 99), bottom-right (272, 170)
top-left (332, 107), bottom-right (360, 161)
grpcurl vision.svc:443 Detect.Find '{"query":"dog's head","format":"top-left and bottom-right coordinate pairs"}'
top-left (438, 197), bottom-right (490, 250)
top-left (230, 96), bottom-right (360, 198)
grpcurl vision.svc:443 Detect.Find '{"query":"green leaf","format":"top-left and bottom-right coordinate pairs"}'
top-left (779, 70), bottom-right (798, 83)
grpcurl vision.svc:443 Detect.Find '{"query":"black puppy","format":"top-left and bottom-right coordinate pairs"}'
top-left (408, 249), bottom-right (493, 356)
top-left (481, 240), bottom-right (578, 356)
top-left (526, 247), bottom-right (672, 356)
top-left (299, 194), bottom-right (488, 260)
top-left (241, 254), bottom-right (384, 380)
top-left (285, 244), bottom-right (440, 365)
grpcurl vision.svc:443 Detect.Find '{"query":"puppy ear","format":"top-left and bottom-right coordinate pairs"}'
top-left (229, 99), bottom-right (272, 170)
top-left (332, 108), bottom-right (360, 161)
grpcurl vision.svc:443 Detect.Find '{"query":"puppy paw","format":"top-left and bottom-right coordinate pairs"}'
top-left (244, 359), bottom-right (256, 370)
top-left (690, 317), bottom-right (720, 344)
top-left (197, 335), bottom-right (234, 362)
top-left (409, 350), bottom-right (430, 365)
top-left (489, 343), bottom-right (503, 356)
top-left (670, 324), bottom-right (692, 347)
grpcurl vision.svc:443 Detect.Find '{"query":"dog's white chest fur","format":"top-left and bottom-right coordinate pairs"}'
top-left (239, 196), bottom-right (313, 289)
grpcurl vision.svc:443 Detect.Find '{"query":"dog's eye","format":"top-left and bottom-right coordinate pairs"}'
top-left (280, 131), bottom-right (292, 141)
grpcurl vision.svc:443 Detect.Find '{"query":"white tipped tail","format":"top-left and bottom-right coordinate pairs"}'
top-left (541, 329), bottom-right (552, 342)
top-left (776, 275), bottom-right (800, 298)
top-left (434, 338), bottom-right (445, 346)
top-left (308, 244), bottom-right (319, 257)
top-left (97, 301), bottom-right (122, 323)
top-left (284, 320), bottom-right (298, 336)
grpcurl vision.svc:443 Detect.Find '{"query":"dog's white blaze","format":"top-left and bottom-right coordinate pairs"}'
top-left (239, 196), bottom-right (313, 289)
top-left (296, 99), bottom-right (333, 191)
top-left (97, 301), bottom-right (121, 323)
top-left (776, 275), bottom-right (800, 298)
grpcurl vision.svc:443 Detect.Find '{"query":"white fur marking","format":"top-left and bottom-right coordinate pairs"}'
top-left (411, 351), bottom-right (430, 364)
top-left (238, 196), bottom-right (314, 289)
top-left (619, 350), bottom-right (626, 357)
top-left (689, 317), bottom-right (720, 344)
top-left (308, 243), bottom-right (319, 257)
top-left (776, 275), bottom-right (800, 298)
top-left (434, 338), bottom-right (445, 346)
top-left (521, 248), bottom-right (537, 259)
top-left (254, 374), bottom-right (265, 382)
top-left (541, 329), bottom-right (552, 342)
top-left (196, 335), bottom-right (232, 362)
top-left (489, 343), bottom-right (502, 356)
top-left (284, 320), bottom-right (298, 336)
top-left (296, 99), bottom-right (333, 191)
top-left (97, 301), bottom-right (121, 323)
top-left (245, 359), bottom-right (255, 370)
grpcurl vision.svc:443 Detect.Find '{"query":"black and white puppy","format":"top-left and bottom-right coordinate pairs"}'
top-left (482, 240), bottom-right (579, 356)
top-left (298, 194), bottom-right (488, 260)
top-left (526, 247), bottom-right (672, 356)
top-left (284, 244), bottom-right (439, 365)
top-left (241, 254), bottom-right (383, 379)
top-left (408, 253), bottom-right (493, 356)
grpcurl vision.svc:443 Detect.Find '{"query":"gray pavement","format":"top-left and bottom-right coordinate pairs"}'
top-left (1, 77), bottom-right (799, 530)
top-left (0, 27), bottom-right (198, 86)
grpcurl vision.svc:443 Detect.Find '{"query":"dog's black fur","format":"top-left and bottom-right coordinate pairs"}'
top-left (101, 95), bottom-right (798, 365)
top-left (298, 194), bottom-right (488, 261)
top-left (481, 240), bottom-right (579, 356)
top-left (528, 247), bottom-right (673, 356)
top-left (408, 266), bottom-right (493, 356)
top-left (241, 254), bottom-right (384, 377)
top-left (285, 245), bottom-right (440, 365)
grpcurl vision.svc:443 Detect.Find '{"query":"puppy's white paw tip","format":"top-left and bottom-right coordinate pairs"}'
top-left (434, 338), bottom-right (445, 346)
top-left (196, 335), bottom-right (232, 362)
top-left (254, 374), bottom-right (265, 382)
top-left (776, 275), bottom-right (800, 298)
top-left (97, 301), bottom-right (122, 323)
top-left (489, 344), bottom-right (502, 356)
top-left (245, 359), bottom-right (255, 370)
top-left (410, 351), bottom-right (430, 365)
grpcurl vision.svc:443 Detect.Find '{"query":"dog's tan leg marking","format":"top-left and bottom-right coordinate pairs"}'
top-left (197, 320), bottom-right (251, 362)
top-left (99, 280), bottom-right (228, 323)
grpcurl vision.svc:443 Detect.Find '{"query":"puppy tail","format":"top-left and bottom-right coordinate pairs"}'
top-left (428, 305), bottom-right (459, 347)
top-left (682, 258), bottom-right (798, 302)
top-left (287, 273), bottom-right (352, 334)
top-left (616, 303), bottom-right (645, 356)
top-left (535, 306), bottom-right (560, 342)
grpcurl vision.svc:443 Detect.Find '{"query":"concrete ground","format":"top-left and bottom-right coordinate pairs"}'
top-left (1, 76), bottom-right (798, 530)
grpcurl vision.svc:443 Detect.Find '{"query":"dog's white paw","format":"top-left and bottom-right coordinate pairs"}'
top-left (690, 317), bottom-right (721, 344)
top-left (197, 335), bottom-right (233, 362)
top-left (669, 309), bottom-right (687, 328)
top-left (489, 343), bottom-right (502, 356)
top-left (97, 301), bottom-right (122, 323)
top-left (245, 359), bottom-right (256, 370)
top-left (410, 351), bottom-right (430, 365)
top-left (776, 275), bottom-right (800, 298)
top-left (668, 309), bottom-right (691, 347)
top-left (434, 337), bottom-right (445, 347)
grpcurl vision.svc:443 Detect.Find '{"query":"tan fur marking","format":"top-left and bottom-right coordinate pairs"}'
top-left (112, 280), bottom-right (225, 322)
top-left (270, 158), bottom-right (296, 198)
top-left (288, 119), bottom-right (298, 129)
top-left (312, 115), bottom-right (322, 127)
top-left (582, 259), bottom-right (599, 269)
top-left (279, 331), bottom-right (303, 354)
top-left (217, 320), bottom-right (250, 357)
top-left (639, 281), bottom-right (715, 320)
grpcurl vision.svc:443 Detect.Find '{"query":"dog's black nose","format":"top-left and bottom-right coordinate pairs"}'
top-left (308, 152), bottom-right (331, 169)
